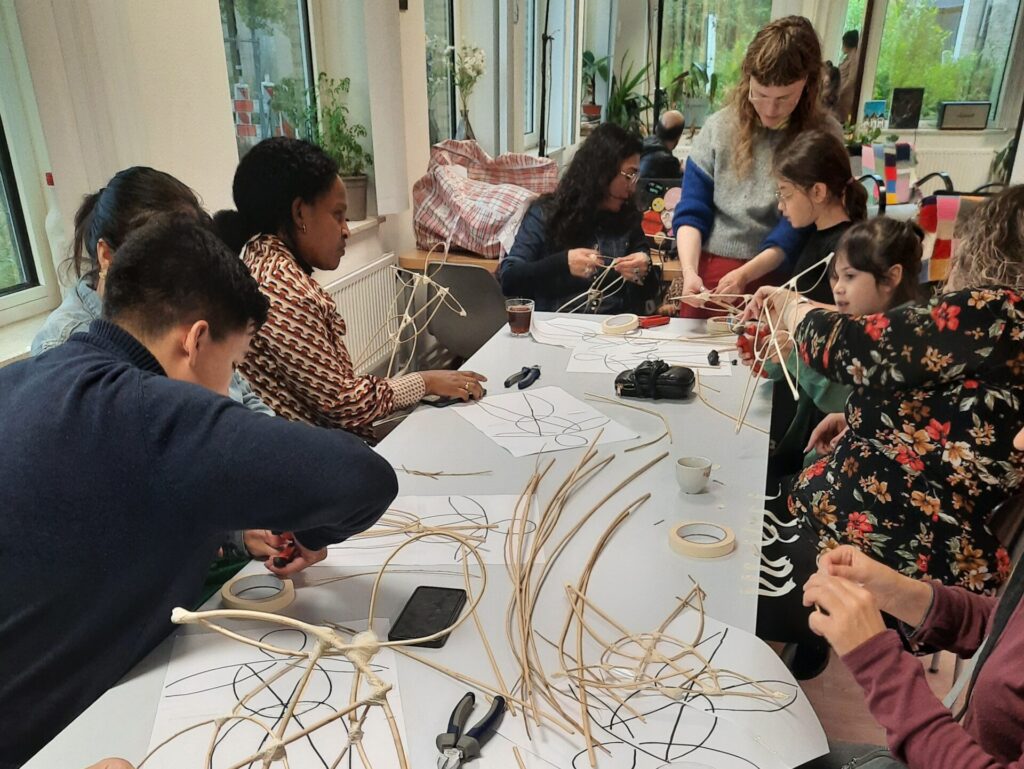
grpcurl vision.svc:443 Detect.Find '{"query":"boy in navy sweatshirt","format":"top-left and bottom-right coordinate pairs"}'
top-left (0, 215), bottom-right (397, 767)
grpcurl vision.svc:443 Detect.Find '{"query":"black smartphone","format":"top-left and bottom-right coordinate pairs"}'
top-left (388, 585), bottom-right (468, 648)
top-left (422, 389), bottom-right (487, 408)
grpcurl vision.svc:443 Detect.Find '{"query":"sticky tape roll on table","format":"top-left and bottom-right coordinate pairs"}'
top-left (668, 522), bottom-right (736, 558)
top-left (602, 313), bottom-right (639, 335)
top-left (220, 573), bottom-right (296, 613)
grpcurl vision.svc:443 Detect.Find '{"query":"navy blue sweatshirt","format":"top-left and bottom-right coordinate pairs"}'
top-left (0, 321), bottom-right (397, 767)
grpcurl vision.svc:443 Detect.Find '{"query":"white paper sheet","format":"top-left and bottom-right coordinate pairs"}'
top-left (323, 495), bottom-right (539, 565)
top-left (530, 317), bottom-right (604, 348)
top-left (146, 621), bottom-right (406, 769)
top-left (567, 335), bottom-right (734, 376)
top-left (452, 386), bottom-right (637, 457)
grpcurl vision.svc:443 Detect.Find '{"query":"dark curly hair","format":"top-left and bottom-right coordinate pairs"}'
top-left (539, 122), bottom-right (643, 249)
top-left (215, 137), bottom-right (339, 254)
top-left (104, 213), bottom-right (269, 340)
top-left (68, 166), bottom-right (206, 285)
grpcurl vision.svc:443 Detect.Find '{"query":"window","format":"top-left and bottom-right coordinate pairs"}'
top-left (524, 0), bottom-right (537, 137)
top-left (0, 113), bottom-right (36, 298)
top-left (659, 0), bottom-right (772, 113)
top-left (218, 0), bottom-right (315, 157)
top-left (867, 0), bottom-right (1021, 120)
top-left (425, 0), bottom-right (456, 145)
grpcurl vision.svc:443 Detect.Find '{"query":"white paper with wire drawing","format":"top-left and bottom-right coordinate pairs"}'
top-left (566, 335), bottom-right (734, 376)
top-left (322, 495), bottom-right (541, 566)
top-left (145, 620), bottom-right (406, 769)
top-left (452, 386), bottom-right (637, 457)
top-left (530, 317), bottom-right (603, 348)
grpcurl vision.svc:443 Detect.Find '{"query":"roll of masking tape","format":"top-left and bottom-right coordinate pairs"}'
top-left (706, 316), bottom-right (736, 335)
top-left (601, 313), bottom-right (639, 335)
top-left (668, 522), bottom-right (736, 558)
top-left (220, 573), bottom-right (296, 613)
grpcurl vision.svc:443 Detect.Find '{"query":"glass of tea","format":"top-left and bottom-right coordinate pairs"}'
top-left (505, 298), bottom-right (534, 336)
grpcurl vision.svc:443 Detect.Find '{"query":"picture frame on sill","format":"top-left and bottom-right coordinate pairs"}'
top-left (889, 88), bottom-right (925, 130)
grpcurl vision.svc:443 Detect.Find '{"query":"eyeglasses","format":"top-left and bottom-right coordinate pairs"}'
top-left (619, 169), bottom-right (640, 184)
top-left (774, 188), bottom-right (798, 202)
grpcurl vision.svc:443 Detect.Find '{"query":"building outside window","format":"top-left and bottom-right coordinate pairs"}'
top-left (848, 0), bottom-right (1021, 120)
top-left (0, 113), bottom-right (36, 298)
top-left (219, 0), bottom-right (315, 157)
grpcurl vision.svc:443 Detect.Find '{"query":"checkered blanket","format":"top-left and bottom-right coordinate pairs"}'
top-left (412, 140), bottom-right (557, 258)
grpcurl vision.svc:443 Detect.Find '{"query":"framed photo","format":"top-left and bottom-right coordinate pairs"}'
top-left (889, 88), bottom-right (925, 129)
top-left (863, 99), bottom-right (887, 120)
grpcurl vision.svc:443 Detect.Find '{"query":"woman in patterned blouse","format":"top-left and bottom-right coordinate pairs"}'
top-left (216, 138), bottom-right (486, 440)
top-left (750, 188), bottom-right (1024, 673)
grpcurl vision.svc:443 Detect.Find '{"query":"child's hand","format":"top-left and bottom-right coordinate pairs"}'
top-left (805, 412), bottom-right (848, 454)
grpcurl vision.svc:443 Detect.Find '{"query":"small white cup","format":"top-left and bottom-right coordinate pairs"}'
top-left (676, 456), bottom-right (712, 494)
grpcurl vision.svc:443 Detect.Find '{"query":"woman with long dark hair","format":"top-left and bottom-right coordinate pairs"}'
top-left (499, 122), bottom-right (661, 314)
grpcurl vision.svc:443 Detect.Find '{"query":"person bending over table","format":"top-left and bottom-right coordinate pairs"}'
top-left (216, 138), bottom-right (485, 441)
top-left (29, 165), bottom-right (288, 590)
top-left (0, 215), bottom-right (397, 767)
top-left (665, 15), bottom-right (843, 319)
top-left (796, 537), bottom-right (1024, 769)
top-left (498, 122), bottom-right (662, 315)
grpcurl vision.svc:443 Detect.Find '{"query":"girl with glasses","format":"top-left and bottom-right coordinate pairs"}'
top-left (663, 16), bottom-right (843, 319)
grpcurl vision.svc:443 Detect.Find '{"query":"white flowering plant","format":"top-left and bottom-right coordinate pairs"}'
top-left (453, 43), bottom-right (486, 113)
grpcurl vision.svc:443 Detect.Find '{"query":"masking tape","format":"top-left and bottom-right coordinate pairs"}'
top-left (668, 522), bottom-right (736, 558)
top-left (706, 316), bottom-right (735, 335)
top-left (220, 573), bottom-right (296, 613)
top-left (601, 313), bottom-right (639, 335)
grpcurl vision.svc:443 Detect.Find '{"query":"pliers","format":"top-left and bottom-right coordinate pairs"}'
top-left (436, 692), bottom-right (506, 769)
top-left (504, 365), bottom-right (541, 389)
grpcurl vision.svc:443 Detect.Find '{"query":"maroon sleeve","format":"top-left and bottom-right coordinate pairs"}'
top-left (842, 630), bottom-right (1022, 769)
top-left (913, 583), bottom-right (996, 657)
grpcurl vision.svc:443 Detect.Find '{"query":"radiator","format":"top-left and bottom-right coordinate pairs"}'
top-left (322, 252), bottom-right (400, 375)
top-left (914, 148), bottom-right (995, 192)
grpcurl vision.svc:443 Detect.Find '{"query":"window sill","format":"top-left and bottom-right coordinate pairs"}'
top-left (885, 126), bottom-right (1009, 136)
top-left (0, 311), bottom-right (44, 368)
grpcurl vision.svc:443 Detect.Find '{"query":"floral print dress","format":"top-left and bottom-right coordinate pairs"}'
top-left (788, 287), bottom-right (1024, 592)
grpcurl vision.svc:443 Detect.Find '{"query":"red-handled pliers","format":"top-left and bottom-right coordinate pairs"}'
top-left (638, 315), bottom-right (671, 328)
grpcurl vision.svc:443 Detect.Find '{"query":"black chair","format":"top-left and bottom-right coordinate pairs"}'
top-left (858, 173), bottom-right (886, 216)
top-left (425, 263), bottom-right (508, 362)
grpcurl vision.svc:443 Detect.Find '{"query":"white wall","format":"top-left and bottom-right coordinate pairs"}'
top-left (15, 0), bottom-right (239, 270)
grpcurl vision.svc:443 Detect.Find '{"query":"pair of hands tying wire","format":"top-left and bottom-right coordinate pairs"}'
top-left (567, 248), bottom-right (650, 284)
top-left (802, 545), bottom-right (934, 656)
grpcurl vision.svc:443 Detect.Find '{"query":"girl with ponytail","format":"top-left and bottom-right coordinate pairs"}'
top-left (772, 129), bottom-right (868, 304)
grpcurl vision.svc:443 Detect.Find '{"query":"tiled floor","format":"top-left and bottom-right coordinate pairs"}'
top-left (800, 649), bottom-right (959, 745)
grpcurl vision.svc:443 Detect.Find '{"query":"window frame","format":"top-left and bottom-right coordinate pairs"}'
top-left (856, 0), bottom-right (1024, 130)
top-left (0, 113), bottom-right (39, 299)
top-left (0, 5), bottom-right (59, 329)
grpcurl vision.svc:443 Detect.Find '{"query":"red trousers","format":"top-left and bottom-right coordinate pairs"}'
top-left (674, 253), bottom-right (785, 320)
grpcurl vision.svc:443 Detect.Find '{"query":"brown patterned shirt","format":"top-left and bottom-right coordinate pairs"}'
top-left (240, 235), bottom-right (424, 439)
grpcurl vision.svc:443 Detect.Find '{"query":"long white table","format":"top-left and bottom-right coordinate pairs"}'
top-left (25, 315), bottom-right (777, 769)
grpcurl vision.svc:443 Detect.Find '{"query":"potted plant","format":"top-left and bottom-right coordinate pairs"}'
top-left (669, 63), bottom-right (717, 129)
top-left (581, 50), bottom-right (610, 120)
top-left (842, 120), bottom-right (883, 177)
top-left (271, 73), bottom-right (374, 221)
top-left (606, 58), bottom-right (653, 138)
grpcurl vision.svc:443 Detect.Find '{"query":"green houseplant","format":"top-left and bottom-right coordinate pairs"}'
top-left (581, 50), bottom-right (610, 119)
top-left (271, 72), bottom-right (374, 220)
top-left (668, 63), bottom-right (717, 129)
top-left (606, 58), bottom-right (653, 138)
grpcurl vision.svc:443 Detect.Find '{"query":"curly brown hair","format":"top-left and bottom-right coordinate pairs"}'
top-left (728, 16), bottom-right (827, 177)
top-left (947, 186), bottom-right (1024, 291)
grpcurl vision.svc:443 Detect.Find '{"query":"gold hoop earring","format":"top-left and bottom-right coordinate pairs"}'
top-left (301, 224), bottom-right (307, 233)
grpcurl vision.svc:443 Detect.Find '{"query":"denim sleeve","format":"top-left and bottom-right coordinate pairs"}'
top-left (229, 371), bottom-right (275, 416)
top-left (499, 204), bottom-right (572, 299)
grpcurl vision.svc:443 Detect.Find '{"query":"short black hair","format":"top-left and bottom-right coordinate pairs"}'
top-left (842, 30), bottom-right (859, 49)
top-left (215, 137), bottom-right (340, 254)
top-left (104, 213), bottom-right (269, 341)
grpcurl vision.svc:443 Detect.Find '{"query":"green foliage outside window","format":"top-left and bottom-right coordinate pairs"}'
top-left (0, 215), bottom-right (18, 292)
